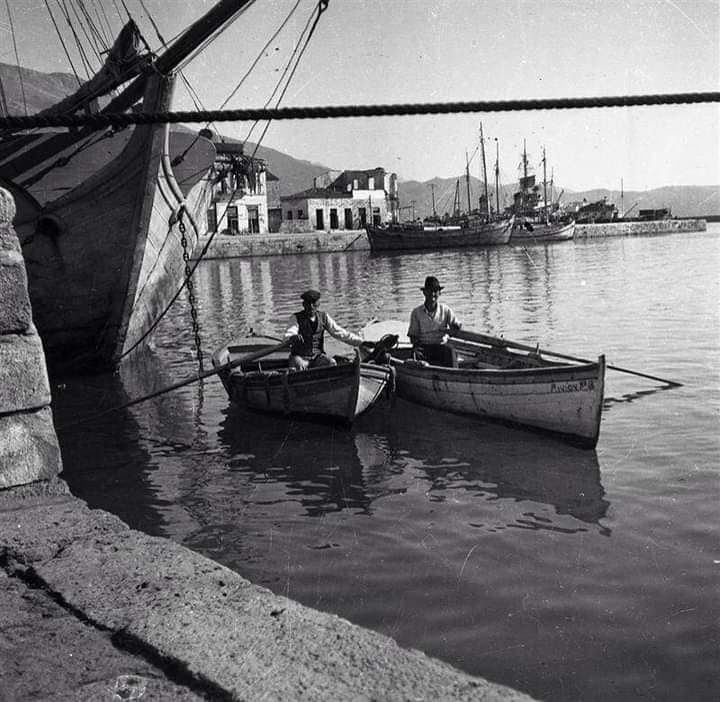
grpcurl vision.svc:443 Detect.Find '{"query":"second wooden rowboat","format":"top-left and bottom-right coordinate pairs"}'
top-left (212, 336), bottom-right (393, 425)
top-left (361, 321), bottom-right (605, 448)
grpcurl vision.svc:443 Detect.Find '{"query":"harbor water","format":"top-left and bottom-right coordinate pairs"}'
top-left (54, 225), bottom-right (719, 702)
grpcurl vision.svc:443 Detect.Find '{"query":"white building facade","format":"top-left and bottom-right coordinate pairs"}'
top-left (280, 168), bottom-right (398, 233)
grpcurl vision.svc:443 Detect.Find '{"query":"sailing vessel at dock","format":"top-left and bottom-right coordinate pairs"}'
top-left (510, 142), bottom-right (575, 244)
top-left (366, 125), bottom-right (514, 251)
top-left (0, 0), bottom-right (254, 374)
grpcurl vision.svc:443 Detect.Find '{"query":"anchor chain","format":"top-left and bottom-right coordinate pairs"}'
top-left (179, 210), bottom-right (204, 371)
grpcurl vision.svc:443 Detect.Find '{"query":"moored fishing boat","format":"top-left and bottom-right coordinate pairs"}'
top-left (511, 219), bottom-right (575, 244)
top-left (509, 141), bottom-right (575, 245)
top-left (212, 335), bottom-right (394, 425)
top-left (366, 215), bottom-right (513, 251)
top-left (362, 320), bottom-right (605, 448)
top-left (0, 0), bottom-right (254, 374)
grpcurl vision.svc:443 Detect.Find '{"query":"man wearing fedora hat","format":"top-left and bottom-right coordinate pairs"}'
top-left (407, 276), bottom-right (462, 367)
top-left (284, 289), bottom-right (375, 371)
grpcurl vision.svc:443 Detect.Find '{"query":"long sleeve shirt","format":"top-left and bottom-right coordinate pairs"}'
top-left (284, 313), bottom-right (364, 347)
top-left (407, 302), bottom-right (461, 345)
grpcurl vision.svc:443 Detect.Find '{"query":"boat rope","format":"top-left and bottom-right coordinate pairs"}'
top-left (173, 0), bottom-right (306, 168)
top-left (68, 0), bottom-right (108, 66)
top-left (1, 90), bottom-right (718, 132)
top-left (245, 0), bottom-right (327, 152)
top-left (117, 179), bottom-right (242, 363)
top-left (178, 209), bottom-right (205, 372)
top-left (4, 0), bottom-right (28, 117)
top-left (55, 0), bottom-right (94, 79)
top-left (43, 0), bottom-right (84, 90)
top-left (116, 3), bottom-right (331, 360)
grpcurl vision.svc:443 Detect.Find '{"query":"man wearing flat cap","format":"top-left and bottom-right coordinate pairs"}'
top-left (407, 276), bottom-right (462, 367)
top-left (284, 289), bottom-right (375, 370)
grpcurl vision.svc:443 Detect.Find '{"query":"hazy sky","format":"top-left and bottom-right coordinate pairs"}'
top-left (4, 0), bottom-right (719, 191)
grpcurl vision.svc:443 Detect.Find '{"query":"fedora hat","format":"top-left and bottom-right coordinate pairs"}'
top-left (421, 276), bottom-right (443, 292)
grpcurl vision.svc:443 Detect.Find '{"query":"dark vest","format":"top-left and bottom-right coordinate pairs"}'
top-left (292, 310), bottom-right (327, 357)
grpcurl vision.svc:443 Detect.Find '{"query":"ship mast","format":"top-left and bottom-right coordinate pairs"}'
top-left (479, 122), bottom-right (489, 220)
top-left (542, 146), bottom-right (548, 225)
top-left (431, 183), bottom-right (437, 219)
top-left (494, 138), bottom-right (500, 216)
top-left (465, 151), bottom-right (472, 215)
top-left (521, 139), bottom-right (528, 214)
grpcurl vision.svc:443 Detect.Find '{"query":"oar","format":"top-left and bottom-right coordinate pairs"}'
top-left (453, 329), bottom-right (683, 387)
top-left (56, 340), bottom-right (290, 430)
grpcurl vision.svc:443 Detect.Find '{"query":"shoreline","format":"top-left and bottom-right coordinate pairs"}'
top-left (194, 218), bottom-right (708, 259)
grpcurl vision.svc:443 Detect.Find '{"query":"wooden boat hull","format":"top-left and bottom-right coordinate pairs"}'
top-left (212, 338), bottom-right (392, 424)
top-left (366, 217), bottom-right (513, 251)
top-left (0, 74), bottom-right (215, 374)
top-left (390, 340), bottom-right (604, 448)
top-left (511, 220), bottom-right (575, 244)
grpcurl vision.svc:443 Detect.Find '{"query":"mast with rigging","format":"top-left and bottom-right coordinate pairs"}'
top-left (479, 122), bottom-right (490, 221)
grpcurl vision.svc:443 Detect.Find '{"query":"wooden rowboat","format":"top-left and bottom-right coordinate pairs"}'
top-left (362, 321), bottom-right (605, 448)
top-left (212, 336), bottom-right (393, 425)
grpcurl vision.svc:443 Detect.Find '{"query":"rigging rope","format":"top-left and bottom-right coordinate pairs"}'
top-left (4, 0), bottom-right (28, 116)
top-left (2, 91), bottom-right (717, 132)
top-left (57, 0), bottom-right (94, 79)
top-left (44, 0), bottom-right (84, 89)
top-left (244, 0), bottom-right (319, 146)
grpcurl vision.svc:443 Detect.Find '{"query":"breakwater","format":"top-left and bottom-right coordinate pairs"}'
top-left (194, 218), bottom-right (707, 259)
top-left (575, 218), bottom-right (706, 238)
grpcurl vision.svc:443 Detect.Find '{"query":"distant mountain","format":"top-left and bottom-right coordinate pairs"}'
top-left (396, 178), bottom-right (720, 220)
top-left (2, 62), bottom-right (718, 216)
top-left (0, 62), bottom-right (79, 114)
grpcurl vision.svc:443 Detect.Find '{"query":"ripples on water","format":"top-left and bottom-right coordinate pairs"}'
top-left (55, 226), bottom-right (720, 702)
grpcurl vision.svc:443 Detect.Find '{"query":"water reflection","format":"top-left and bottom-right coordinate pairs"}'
top-left (358, 399), bottom-right (610, 534)
top-left (216, 397), bottom-right (610, 535)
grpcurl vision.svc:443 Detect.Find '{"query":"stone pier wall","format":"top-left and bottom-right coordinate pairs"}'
top-left (575, 218), bottom-right (707, 238)
top-left (0, 188), bottom-right (63, 490)
top-left (194, 219), bottom-right (707, 259)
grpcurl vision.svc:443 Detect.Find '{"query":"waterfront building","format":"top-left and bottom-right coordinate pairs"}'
top-left (280, 168), bottom-right (399, 233)
top-left (205, 138), bottom-right (272, 235)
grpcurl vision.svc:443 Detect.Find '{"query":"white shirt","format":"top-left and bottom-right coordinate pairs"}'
top-left (407, 302), bottom-right (461, 345)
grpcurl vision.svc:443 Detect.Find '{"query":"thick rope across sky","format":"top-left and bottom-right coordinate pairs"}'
top-left (1, 91), bottom-right (719, 131)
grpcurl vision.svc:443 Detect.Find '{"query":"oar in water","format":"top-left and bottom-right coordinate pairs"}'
top-left (56, 340), bottom-right (290, 430)
top-left (453, 329), bottom-right (683, 387)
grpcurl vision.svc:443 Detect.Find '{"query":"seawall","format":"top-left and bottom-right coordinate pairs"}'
top-left (0, 187), bottom-right (536, 701)
top-left (195, 218), bottom-right (707, 259)
top-left (574, 218), bottom-right (707, 238)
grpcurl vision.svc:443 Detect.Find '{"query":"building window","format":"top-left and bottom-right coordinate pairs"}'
top-left (353, 179), bottom-right (358, 190)
top-left (207, 206), bottom-right (217, 233)
top-left (315, 209), bottom-right (324, 230)
top-left (248, 206), bottom-right (259, 233)
top-left (287, 210), bottom-right (293, 220)
top-left (227, 206), bottom-right (239, 234)
top-left (368, 176), bottom-right (375, 190)
top-left (344, 208), bottom-right (353, 229)
top-left (372, 207), bottom-right (381, 226)
top-left (329, 208), bottom-right (338, 229)
top-left (297, 209), bottom-right (304, 219)
top-left (358, 207), bottom-right (367, 227)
